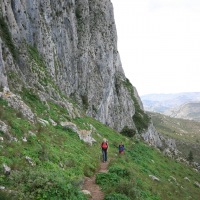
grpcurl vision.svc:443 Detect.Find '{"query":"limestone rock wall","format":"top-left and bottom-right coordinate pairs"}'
top-left (0, 0), bottom-right (139, 131)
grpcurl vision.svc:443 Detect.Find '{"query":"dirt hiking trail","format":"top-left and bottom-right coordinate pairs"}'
top-left (82, 161), bottom-right (109, 200)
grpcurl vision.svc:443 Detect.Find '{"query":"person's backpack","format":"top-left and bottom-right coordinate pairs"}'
top-left (102, 142), bottom-right (108, 149)
top-left (119, 144), bottom-right (124, 151)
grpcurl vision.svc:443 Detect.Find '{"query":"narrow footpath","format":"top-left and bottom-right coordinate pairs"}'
top-left (82, 161), bottom-right (109, 200)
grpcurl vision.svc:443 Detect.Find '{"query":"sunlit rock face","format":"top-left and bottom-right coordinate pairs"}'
top-left (0, 0), bottom-right (144, 131)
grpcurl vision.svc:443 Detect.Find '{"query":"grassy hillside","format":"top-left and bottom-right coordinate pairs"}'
top-left (0, 92), bottom-right (200, 199)
top-left (149, 111), bottom-right (200, 163)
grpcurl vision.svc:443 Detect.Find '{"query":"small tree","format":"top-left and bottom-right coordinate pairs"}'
top-left (187, 150), bottom-right (194, 164)
top-left (120, 126), bottom-right (136, 138)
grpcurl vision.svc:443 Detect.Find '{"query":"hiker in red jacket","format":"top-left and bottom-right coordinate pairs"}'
top-left (101, 138), bottom-right (108, 162)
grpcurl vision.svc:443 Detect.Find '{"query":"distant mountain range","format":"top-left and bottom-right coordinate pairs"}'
top-left (141, 92), bottom-right (200, 121)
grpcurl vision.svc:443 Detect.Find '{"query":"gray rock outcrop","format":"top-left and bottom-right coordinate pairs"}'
top-left (141, 122), bottom-right (179, 157)
top-left (141, 123), bottom-right (163, 148)
top-left (61, 121), bottom-right (96, 145)
top-left (0, 88), bottom-right (36, 123)
top-left (149, 175), bottom-right (160, 182)
top-left (3, 164), bottom-right (11, 175)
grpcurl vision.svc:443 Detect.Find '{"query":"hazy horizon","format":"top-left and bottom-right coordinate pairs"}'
top-left (141, 91), bottom-right (200, 96)
top-left (112, 0), bottom-right (200, 96)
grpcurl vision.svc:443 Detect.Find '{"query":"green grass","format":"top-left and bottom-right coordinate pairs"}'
top-left (0, 92), bottom-right (200, 199)
top-left (98, 141), bottom-right (200, 200)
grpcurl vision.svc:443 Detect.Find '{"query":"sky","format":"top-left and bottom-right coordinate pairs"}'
top-left (111, 0), bottom-right (200, 96)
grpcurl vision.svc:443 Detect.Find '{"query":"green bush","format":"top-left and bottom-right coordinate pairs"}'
top-left (122, 78), bottom-right (150, 133)
top-left (7, 168), bottom-right (87, 200)
top-left (187, 150), bottom-right (194, 163)
top-left (120, 126), bottom-right (136, 137)
top-left (0, 15), bottom-right (18, 60)
top-left (132, 110), bottom-right (150, 133)
top-left (105, 193), bottom-right (130, 200)
top-left (109, 166), bottom-right (130, 178)
top-left (96, 173), bottom-right (119, 186)
top-left (81, 95), bottom-right (89, 109)
top-left (0, 190), bottom-right (16, 200)
top-left (21, 87), bottom-right (47, 115)
top-left (115, 180), bottom-right (136, 199)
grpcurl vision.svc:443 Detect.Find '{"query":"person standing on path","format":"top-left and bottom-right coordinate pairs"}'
top-left (101, 138), bottom-right (108, 162)
top-left (118, 142), bottom-right (125, 154)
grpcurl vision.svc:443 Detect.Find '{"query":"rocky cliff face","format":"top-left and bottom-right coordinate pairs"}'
top-left (141, 123), bottom-right (179, 158)
top-left (0, 0), bottom-right (145, 131)
top-left (0, 0), bottom-right (181, 163)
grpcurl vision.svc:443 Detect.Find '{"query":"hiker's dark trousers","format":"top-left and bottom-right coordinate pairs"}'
top-left (102, 149), bottom-right (107, 162)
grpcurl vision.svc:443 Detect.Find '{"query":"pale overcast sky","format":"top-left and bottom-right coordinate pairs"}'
top-left (111, 0), bottom-right (200, 96)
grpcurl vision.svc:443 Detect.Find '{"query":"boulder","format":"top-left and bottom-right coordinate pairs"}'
top-left (49, 118), bottom-right (57, 126)
top-left (81, 190), bottom-right (92, 198)
top-left (149, 175), bottom-right (160, 182)
top-left (25, 156), bottom-right (36, 166)
top-left (184, 177), bottom-right (190, 182)
top-left (61, 121), bottom-right (96, 145)
top-left (38, 118), bottom-right (49, 126)
top-left (194, 181), bottom-right (200, 188)
top-left (61, 121), bottom-right (79, 133)
top-left (78, 130), bottom-right (96, 145)
top-left (3, 164), bottom-right (11, 175)
top-left (1, 88), bottom-right (36, 123)
top-left (0, 121), bottom-right (9, 134)
top-left (28, 131), bottom-right (36, 137)
top-left (22, 137), bottom-right (27, 142)
top-left (0, 186), bottom-right (5, 190)
top-left (0, 120), bottom-right (11, 139)
top-left (11, 137), bottom-right (18, 142)
top-left (169, 176), bottom-right (177, 182)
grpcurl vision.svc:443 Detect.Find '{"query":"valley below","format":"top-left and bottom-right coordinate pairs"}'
top-left (149, 111), bottom-right (200, 163)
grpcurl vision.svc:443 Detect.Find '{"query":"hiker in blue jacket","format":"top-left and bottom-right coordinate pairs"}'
top-left (119, 142), bottom-right (125, 154)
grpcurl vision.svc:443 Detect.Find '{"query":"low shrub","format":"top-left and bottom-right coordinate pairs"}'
top-left (0, 190), bottom-right (18, 200)
top-left (0, 15), bottom-right (18, 60)
top-left (96, 173), bottom-right (119, 187)
top-left (115, 180), bottom-right (136, 199)
top-left (120, 126), bottom-right (136, 137)
top-left (7, 168), bottom-right (87, 200)
top-left (105, 193), bottom-right (130, 200)
top-left (109, 166), bottom-right (130, 178)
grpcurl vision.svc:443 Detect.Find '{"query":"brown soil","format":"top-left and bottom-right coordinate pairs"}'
top-left (82, 161), bottom-right (109, 200)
